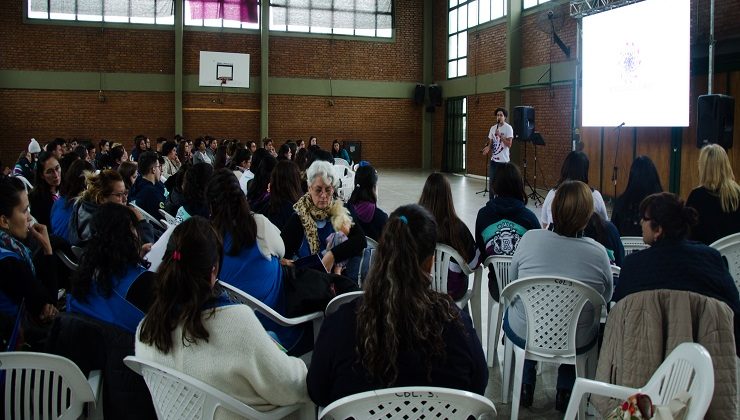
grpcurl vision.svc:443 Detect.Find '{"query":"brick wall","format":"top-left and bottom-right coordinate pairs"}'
top-left (269, 95), bottom-right (423, 167)
top-left (521, 2), bottom-right (577, 69)
top-left (0, 90), bottom-right (174, 161)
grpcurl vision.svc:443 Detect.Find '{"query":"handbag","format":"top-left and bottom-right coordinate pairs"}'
top-left (283, 264), bottom-right (360, 317)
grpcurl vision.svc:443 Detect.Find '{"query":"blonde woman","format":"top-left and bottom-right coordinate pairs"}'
top-left (686, 144), bottom-right (740, 245)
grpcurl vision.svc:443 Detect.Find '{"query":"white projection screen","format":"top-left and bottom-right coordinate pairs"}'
top-left (581, 0), bottom-right (690, 127)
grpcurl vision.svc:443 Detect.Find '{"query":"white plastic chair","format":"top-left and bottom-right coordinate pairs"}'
top-left (563, 342), bottom-right (715, 420)
top-left (431, 244), bottom-right (483, 341)
top-left (710, 232), bottom-right (740, 292)
top-left (129, 202), bottom-right (166, 230)
top-left (55, 249), bottom-right (79, 271)
top-left (364, 236), bottom-right (379, 249)
top-left (159, 209), bottom-right (177, 225)
top-left (333, 157), bottom-right (350, 168)
top-left (500, 276), bottom-right (606, 420)
top-left (482, 254), bottom-right (513, 368)
top-left (12, 175), bottom-right (34, 191)
top-left (219, 281), bottom-right (324, 344)
top-left (0, 351), bottom-right (102, 420)
top-left (318, 386), bottom-right (496, 420)
top-left (621, 236), bottom-right (648, 255)
top-left (124, 356), bottom-right (312, 420)
top-left (325, 291), bottom-right (363, 316)
top-left (71, 245), bottom-right (85, 259)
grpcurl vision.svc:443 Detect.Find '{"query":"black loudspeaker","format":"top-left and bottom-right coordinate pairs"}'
top-left (429, 84), bottom-right (443, 107)
top-left (513, 106), bottom-right (535, 141)
top-left (697, 94), bottom-right (734, 149)
top-left (414, 84), bottom-right (426, 105)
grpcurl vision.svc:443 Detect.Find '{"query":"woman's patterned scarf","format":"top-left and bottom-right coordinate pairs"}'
top-left (293, 192), bottom-right (333, 255)
top-left (0, 229), bottom-right (35, 276)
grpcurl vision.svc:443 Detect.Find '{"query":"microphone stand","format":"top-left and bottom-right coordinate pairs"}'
top-left (476, 139), bottom-right (490, 196)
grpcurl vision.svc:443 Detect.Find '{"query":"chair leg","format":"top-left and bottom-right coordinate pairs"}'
top-left (575, 357), bottom-right (588, 420)
top-left (486, 302), bottom-right (500, 367)
top-left (471, 270), bottom-right (483, 344)
top-left (502, 337), bottom-right (514, 403)
top-left (510, 347), bottom-right (526, 420)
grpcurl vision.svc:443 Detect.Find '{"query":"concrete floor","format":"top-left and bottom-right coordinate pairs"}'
top-left (375, 169), bottom-right (565, 420)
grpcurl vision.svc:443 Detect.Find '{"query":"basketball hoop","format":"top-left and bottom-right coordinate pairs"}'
top-left (218, 77), bottom-right (229, 86)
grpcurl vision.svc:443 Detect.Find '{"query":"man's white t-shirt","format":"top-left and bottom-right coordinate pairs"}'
top-left (487, 122), bottom-right (513, 163)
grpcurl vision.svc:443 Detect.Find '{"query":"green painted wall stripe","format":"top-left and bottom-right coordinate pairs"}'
top-left (0, 64), bottom-right (575, 98)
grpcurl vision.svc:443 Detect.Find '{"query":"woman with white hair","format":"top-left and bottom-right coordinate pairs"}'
top-left (281, 160), bottom-right (366, 273)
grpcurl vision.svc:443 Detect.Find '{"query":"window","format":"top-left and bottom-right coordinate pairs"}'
top-left (523, 0), bottom-right (551, 9)
top-left (270, 0), bottom-right (393, 38)
top-left (185, 0), bottom-right (260, 29)
top-left (448, 0), bottom-right (506, 78)
top-left (28, 0), bottom-right (175, 24)
top-left (443, 97), bottom-right (467, 172)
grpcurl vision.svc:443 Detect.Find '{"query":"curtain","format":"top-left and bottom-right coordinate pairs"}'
top-left (189, 0), bottom-right (258, 23)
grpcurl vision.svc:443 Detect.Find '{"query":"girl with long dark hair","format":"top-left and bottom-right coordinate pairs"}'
top-left (418, 173), bottom-right (480, 300)
top-left (51, 159), bottom-right (94, 242)
top-left (263, 160), bottom-right (302, 231)
top-left (347, 164), bottom-right (388, 241)
top-left (136, 217), bottom-right (309, 412)
top-left (307, 204), bottom-right (487, 406)
top-left (611, 156), bottom-right (663, 236)
top-left (68, 203), bottom-right (153, 333)
top-left (29, 151), bottom-right (62, 228)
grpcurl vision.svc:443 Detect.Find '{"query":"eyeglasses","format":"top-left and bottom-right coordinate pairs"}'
top-left (312, 186), bottom-right (334, 196)
top-left (641, 216), bottom-right (652, 222)
top-left (109, 191), bottom-right (129, 198)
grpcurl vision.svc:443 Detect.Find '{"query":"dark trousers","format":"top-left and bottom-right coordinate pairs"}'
top-left (489, 160), bottom-right (503, 192)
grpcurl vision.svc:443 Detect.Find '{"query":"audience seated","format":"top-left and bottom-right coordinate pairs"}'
top-left (475, 162), bottom-right (540, 301)
top-left (68, 203), bottom-right (154, 334)
top-left (176, 139), bottom-right (192, 166)
top-left (584, 212), bottom-right (625, 267)
top-left (0, 175), bottom-right (59, 347)
top-left (347, 164), bottom-right (388, 242)
top-left (163, 163), bottom-right (188, 216)
top-left (69, 170), bottom-right (155, 245)
top-left (506, 180), bottom-right (612, 411)
top-left (104, 144), bottom-right (128, 170)
top-left (206, 169), bottom-right (306, 352)
top-left (614, 192), bottom-right (740, 354)
top-left (282, 160), bottom-right (366, 272)
top-left (261, 160), bottom-right (302, 231)
top-left (192, 137), bottom-right (212, 165)
top-left (130, 135), bottom-right (148, 162)
top-left (331, 140), bottom-right (352, 164)
top-left (175, 162), bottom-right (213, 223)
top-left (29, 151), bottom-right (62, 228)
top-left (277, 143), bottom-right (292, 161)
top-left (307, 204), bottom-right (487, 407)
top-left (117, 161), bottom-right (138, 193)
top-left (247, 152), bottom-right (277, 213)
top-left (541, 151), bottom-right (608, 228)
top-left (686, 144), bottom-right (740, 245)
top-left (51, 159), bottom-right (93, 242)
top-left (94, 139), bottom-right (110, 169)
top-left (419, 173), bottom-right (480, 300)
top-left (136, 217), bottom-right (310, 414)
top-left (128, 151), bottom-right (165, 220)
top-left (160, 141), bottom-right (181, 180)
top-left (611, 156), bottom-right (663, 236)
top-left (14, 138), bottom-right (41, 181)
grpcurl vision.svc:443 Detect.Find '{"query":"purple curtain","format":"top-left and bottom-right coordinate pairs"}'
top-left (189, 0), bottom-right (258, 23)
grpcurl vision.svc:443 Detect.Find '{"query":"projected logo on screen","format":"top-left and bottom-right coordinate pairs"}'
top-left (619, 42), bottom-right (641, 85)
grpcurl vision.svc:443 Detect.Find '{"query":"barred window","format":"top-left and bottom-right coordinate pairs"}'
top-left (270, 0), bottom-right (393, 38)
top-left (448, 0), bottom-right (506, 79)
top-left (185, 0), bottom-right (260, 29)
top-left (28, 0), bottom-right (175, 24)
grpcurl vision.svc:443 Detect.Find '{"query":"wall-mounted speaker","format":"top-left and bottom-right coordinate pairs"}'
top-left (414, 84), bottom-right (426, 105)
top-left (513, 106), bottom-right (535, 141)
top-left (429, 84), bottom-right (443, 107)
top-left (697, 94), bottom-right (734, 149)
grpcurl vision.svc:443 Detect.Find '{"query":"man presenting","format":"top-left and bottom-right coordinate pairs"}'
top-left (482, 107), bottom-right (514, 191)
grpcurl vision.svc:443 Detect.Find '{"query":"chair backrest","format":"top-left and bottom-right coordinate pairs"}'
top-left (0, 351), bottom-right (97, 420)
top-left (70, 245), bottom-right (85, 259)
top-left (710, 232), bottom-right (740, 291)
top-left (124, 356), bottom-right (301, 420)
top-left (55, 249), bottom-right (79, 271)
top-left (218, 281), bottom-right (324, 328)
top-left (500, 276), bottom-right (606, 358)
top-left (325, 291), bottom-right (364, 316)
top-left (319, 386), bottom-right (496, 420)
top-left (483, 255), bottom-right (513, 303)
top-left (610, 265), bottom-right (621, 278)
top-left (642, 342), bottom-right (715, 419)
top-left (621, 236), bottom-right (649, 255)
top-left (159, 209), bottom-right (177, 225)
top-left (333, 157), bottom-right (350, 168)
top-left (431, 243), bottom-right (474, 295)
top-left (129, 202), bottom-right (166, 230)
top-left (365, 236), bottom-right (379, 249)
